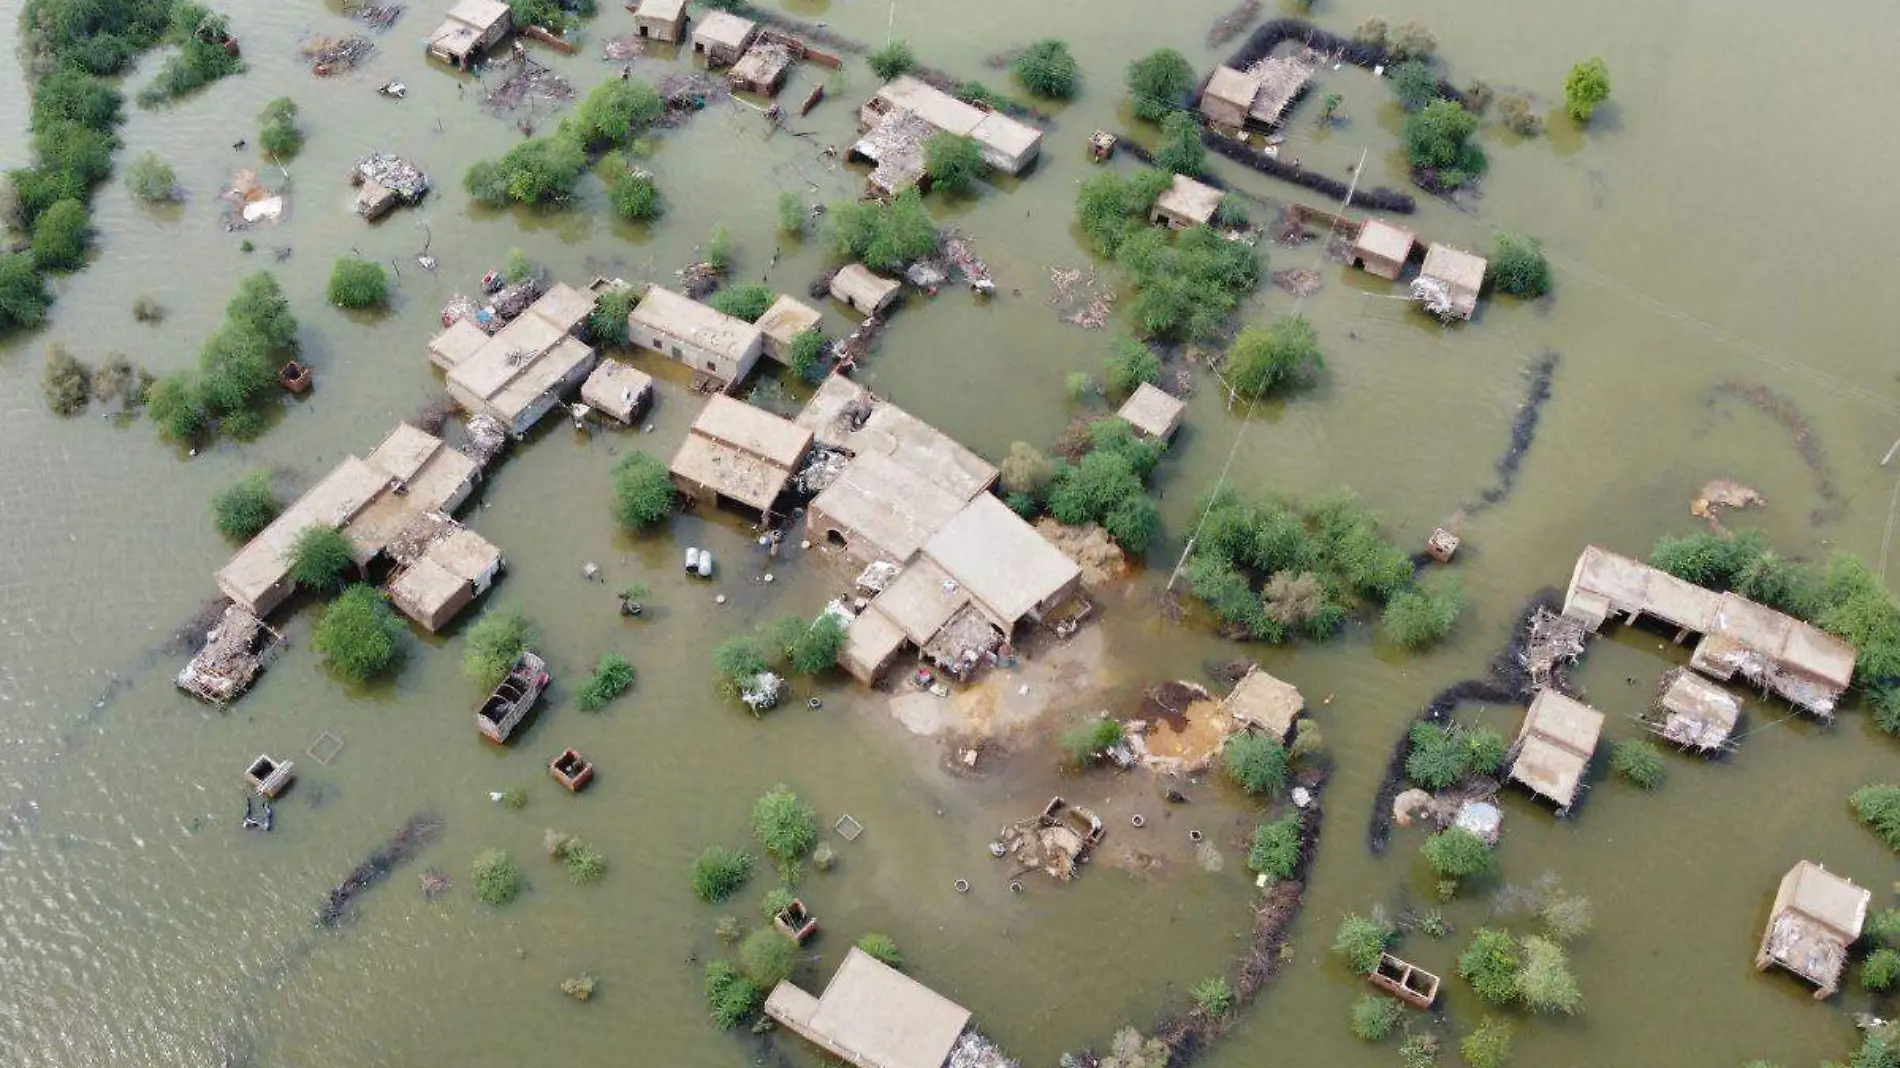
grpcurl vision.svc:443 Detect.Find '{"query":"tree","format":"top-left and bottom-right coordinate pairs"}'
top-left (1061, 717), bottom-right (1126, 767)
top-left (34, 68), bottom-right (125, 132)
top-left (713, 636), bottom-right (770, 691)
top-left (1191, 977), bottom-right (1235, 1018)
top-left (1126, 48), bottom-right (1194, 122)
top-left (570, 79), bottom-right (662, 150)
top-left (1516, 935), bottom-right (1583, 1014)
top-left (1391, 60), bottom-right (1438, 111)
top-left (1864, 948), bottom-right (1900, 993)
top-left (1563, 57), bottom-right (1611, 123)
top-left (32, 198), bottom-right (90, 272)
top-left (1013, 39), bottom-right (1077, 99)
top-left (125, 151), bottom-right (178, 201)
top-left (328, 256), bottom-right (388, 309)
top-left (1153, 111), bottom-right (1206, 177)
top-left (1000, 441), bottom-right (1057, 497)
top-left (1464, 727), bottom-right (1507, 777)
top-left (1103, 335), bottom-right (1161, 397)
top-left (777, 192), bottom-right (804, 235)
top-left (859, 933), bottom-right (903, 968)
top-left (1332, 910), bottom-right (1395, 975)
top-left (611, 451), bottom-right (675, 529)
top-left (314, 585), bottom-right (405, 683)
top-left (577, 652), bottom-right (635, 711)
top-left (589, 284), bottom-right (636, 345)
top-left (147, 372), bottom-right (205, 442)
top-left (1402, 100), bottom-right (1485, 183)
top-left (1227, 314), bottom-right (1323, 398)
top-left (609, 168), bottom-right (661, 221)
top-left (1389, 20), bottom-right (1438, 61)
top-left (740, 927), bottom-right (795, 986)
top-left (752, 785), bottom-right (818, 869)
top-left (1350, 994), bottom-right (1402, 1041)
top-left (788, 327), bottom-right (826, 381)
top-left (505, 247), bottom-right (536, 284)
top-left (1382, 573), bottom-right (1465, 646)
top-left (288, 526), bottom-right (356, 594)
top-left (710, 284), bottom-right (774, 322)
top-left (789, 615), bottom-right (846, 674)
top-left (924, 132), bottom-right (985, 193)
top-left (1223, 731), bottom-right (1289, 796)
top-left (1611, 739), bottom-right (1666, 789)
top-left (464, 607), bottom-right (536, 688)
top-left (1459, 928), bottom-right (1521, 1005)
top-left (827, 188), bottom-right (940, 272)
top-left (1248, 813), bottom-right (1303, 879)
top-left (690, 846), bottom-right (753, 902)
top-left (0, 252), bottom-right (52, 333)
top-left (704, 961), bottom-right (764, 1029)
top-left (867, 40), bottom-right (916, 81)
top-left (472, 849), bottom-right (524, 906)
top-left (1498, 93), bottom-right (1543, 136)
top-left (464, 134), bottom-right (588, 207)
top-left (258, 97), bottom-right (302, 158)
top-left (1490, 233), bottom-right (1551, 298)
top-left (1461, 1018), bottom-right (1514, 1068)
top-left (1851, 784), bottom-right (1900, 852)
top-left (1423, 827), bottom-right (1495, 883)
top-left (212, 470), bottom-right (279, 541)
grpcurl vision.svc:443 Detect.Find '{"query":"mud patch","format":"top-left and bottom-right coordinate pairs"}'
top-left (1035, 519), bottom-right (1130, 587)
top-left (1709, 381), bottom-right (1843, 523)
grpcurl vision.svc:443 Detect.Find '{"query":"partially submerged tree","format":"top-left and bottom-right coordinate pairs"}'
top-left (611, 451), bottom-right (675, 529)
top-left (858, 933), bottom-right (903, 968)
top-left (704, 960), bottom-right (764, 1029)
top-left (1852, 783), bottom-right (1900, 852)
top-left (1248, 813), bottom-right (1303, 879)
top-left (751, 785), bottom-right (819, 873)
top-left (788, 327), bottom-right (826, 381)
top-left (1403, 100), bottom-right (1485, 187)
top-left (569, 79), bottom-right (663, 150)
top-left (472, 848), bottom-right (525, 906)
top-left (690, 846), bottom-right (753, 902)
top-left (1382, 572), bottom-right (1466, 647)
top-left (212, 470), bottom-right (279, 541)
top-left (1227, 314), bottom-right (1323, 398)
top-left (1350, 994), bottom-right (1403, 1042)
top-left (314, 584), bottom-right (405, 683)
top-left (40, 344), bottom-right (90, 415)
top-left (608, 168), bottom-right (661, 221)
top-left (1516, 934), bottom-right (1583, 1014)
top-left (328, 256), bottom-right (389, 309)
top-left (464, 134), bottom-right (589, 207)
top-left (1489, 232), bottom-right (1552, 298)
top-left (258, 97), bottom-right (303, 159)
top-left (1422, 826), bottom-right (1495, 892)
top-left (0, 253), bottom-right (53, 334)
top-left (464, 607), bottom-right (537, 688)
top-left (1611, 739), bottom-right (1666, 789)
top-left (777, 192), bottom-right (804, 235)
top-left (827, 188), bottom-right (940, 272)
top-left (1103, 335), bottom-right (1161, 397)
top-left (710, 284), bottom-right (774, 322)
top-left (1458, 927), bottom-right (1521, 1005)
top-left (125, 151), bottom-right (180, 201)
top-left (288, 526), bottom-right (356, 594)
top-left (1012, 39), bottom-right (1078, 100)
top-left (1391, 60), bottom-right (1439, 112)
top-left (740, 927), bottom-right (796, 986)
top-left (1563, 58), bottom-right (1611, 123)
top-left (924, 132), bottom-right (986, 193)
top-left (1153, 111), bottom-right (1207, 177)
top-left (1332, 909), bottom-right (1396, 975)
top-left (32, 198), bottom-right (92, 272)
top-left (1126, 48), bottom-right (1194, 122)
top-left (866, 40), bottom-right (916, 81)
top-left (577, 652), bottom-right (635, 711)
top-left (1223, 731), bottom-right (1289, 796)
top-left (1000, 441), bottom-right (1058, 499)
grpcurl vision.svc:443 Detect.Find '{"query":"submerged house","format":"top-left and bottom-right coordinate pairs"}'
top-left (385, 514), bottom-right (504, 631)
top-left (1350, 218), bottom-right (1417, 280)
top-left (630, 0), bottom-right (687, 43)
top-left (830, 263), bottom-right (901, 315)
top-left (1506, 689), bottom-right (1604, 811)
top-left (858, 76), bottom-right (1043, 177)
top-left (1150, 173), bottom-right (1224, 231)
top-left (1117, 382), bottom-right (1186, 440)
top-left (669, 395), bottom-right (814, 517)
top-left (628, 285), bottom-right (765, 392)
top-left (432, 282), bottom-right (598, 437)
top-left (1222, 665), bottom-right (1305, 742)
top-left (691, 10), bottom-right (757, 66)
top-left (756, 294), bottom-right (823, 365)
top-left (579, 359), bottom-right (654, 425)
top-left (1654, 667), bottom-right (1742, 752)
top-left (728, 37), bottom-right (796, 95)
top-left (1756, 860), bottom-right (1870, 999)
top-left (1416, 243), bottom-right (1488, 321)
top-left (427, 0), bottom-right (513, 68)
top-left (766, 947), bottom-right (972, 1068)
top-left (1198, 51), bottom-right (1320, 129)
top-left (177, 605), bottom-right (285, 704)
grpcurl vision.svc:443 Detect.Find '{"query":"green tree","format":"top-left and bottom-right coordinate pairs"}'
top-left (1248, 813), bottom-right (1304, 879)
top-left (1852, 783), bottom-right (1900, 852)
top-left (147, 372), bottom-right (206, 442)
top-left (570, 79), bottom-right (662, 150)
top-left (867, 40), bottom-right (916, 81)
top-left (564, 841), bottom-right (607, 885)
top-left (1464, 727), bottom-right (1507, 776)
top-left (704, 960), bottom-right (764, 1029)
top-left (1563, 57), bottom-right (1611, 123)
top-left (1516, 934), bottom-right (1583, 1014)
top-left (713, 636), bottom-right (770, 691)
top-left (314, 585), bottom-right (404, 682)
top-left (1383, 573), bottom-right (1466, 647)
top-left (1103, 336), bottom-right (1161, 397)
top-left (1223, 731), bottom-right (1289, 796)
top-left (1153, 111), bottom-right (1206, 177)
top-left (778, 192), bottom-right (804, 235)
top-left (589, 284), bottom-right (636, 345)
top-left (1350, 994), bottom-right (1403, 1041)
top-left (577, 652), bottom-right (635, 711)
top-left (1332, 910), bottom-right (1395, 975)
top-left (1391, 60), bottom-right (1439, 112)
top-left (752, 785), bottom-right (819, 870)
top-left (611, 451), bottom-right (675, 529)
top-left (212, 470), bottom-right (279, 541)
top-left (789, 615), bottom-right (847, 674)
top-left (0, 252), bottom-right (52, 333)
top-left (1864, 948), bottom-right (1900, 993)
top-left (1422, 827), bottom-right (1494, 883)
top-left (828, 188), bottom-right (940, 272)
top-left (1228, 314), bottom-right (1323, 398)
top-left (40, 345), bottom-right (90, 415)
top-left (1061, 717), bottom-right (1127, 767)
top-left (32, 198), bottom-right (91, 272)
top-left (328, 256), bottom-right (388, 309)
top-left (464, 607), bottom-right (537, 688)
top-left (1402, 100), bottom-right (1485, 184)
top-left (1490, 233), bottom-right (1552, 298)
top-left (1611, 739), bottom-right (1666, 789)
top-left (740, 927), bottom-right (795, 986)
top-left (1191, 976), bottom-right (1235, 1018)
top-left (690, 846), bottom-right (754, 902)
top-left (472, 848), bottom-right (524, 906)
top-left (1458, 928), bottom-right (1521, 1005)
top-left (125, 151), bottom-right (179, 201)
top-left (858, 933), bottom-right (903, 967)
top-left (710, 284), bottom-right (774, 322)
top-left (788, 327), bottom-right (826, 381)
top-left (505, 247), bottom-right (536, 284)
top-left (258, 97), bottom-right (302, 158)
top-left (1013, 39), bottom-right (1077, 99)
top-left (464, 134), bottom-right (588, 207)
top-left (288, 526), bottom-right (356, 594)
top-left (609, 168), bottom-right (661, 221)
top-left (924, 132), bottom-right (986, 193)
top-left (1460, 1017), bottom-right (1514, 1068)
top-left (1126, 48), bottom-right (1194, 122)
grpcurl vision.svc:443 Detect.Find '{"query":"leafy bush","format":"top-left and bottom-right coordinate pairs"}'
top-left (706, 225), bottom-right (733, 271)
top-left (1460, 1017), bottom-right (1514, 1068)
top-left (710, 284), bottom-right (774, 322)
top-left (611, 451), bottom-right (675, 529)
top-left (1403, 100), bottom-right (1485, 186)
top-left (740, 927), bottom-right (796, 986)
top-left (1391, 61), bottom-right (1439, 112)
top-left (858, 933), bottom-right (903, 968)
top-left (691, 846), bottom-right (754, 902)
top-left (790, 615), bottom-right (847, 674)
top-left (328, 256), bottom-right (388, 309)
top-left (0, 253), bottom-right (53, 333)
top-left (778, 192), bottom-right (804, 234)
top-left (289, 526), bottom-right (356, 594)
top-left (609, 168), bottom-right (661, 221)
top-left (32, 198), bottom-right (91, 271)
top-left (1332, 910), bottom-right (1395, 975)
top-left (1228, 314), bottom-right (1323, 398)
top-left (472, 849), bottom-right (524, 906)
top-left (1046, 425), bottom-right (1164, 553)
top-left (1127, 48), bottom-right (1194, 122)
top-left (1115, 218), bottom-right (1258, 342)
top-left (1248, 813), bottom-right (1304, 879)
top-left (570, 80), bottom-right (662, 150)
top-left (148, 372), bottom-right (206, 443)
top-left (258, 97), bottom-right (302, 158)
top-left (560, 974), bottom-right (595, 1001)
top-left (137, 5), bottom-right (244, 107)
top-left (1191, 976), bottom-right (1235, 1018)
top-left (1869, 908), bottom-right (1900, 949)
top-left (41, 344), bottom-right (90, 414)
top-left (500, 787), bottom-right (528, 809)
top-left (789, 327), bottom-right (827, 381)
top-left (1223, 732), bottom-right (1289, 796)
top-left (1564, 58), bottom-right (1611, 122)
top-left (1061, 717), bottom-right (1127, 767)
top-left (713, 636), bottom-right (770, 692)
top-left (1383, 573), bottom-right (1465, 647)
top-left (212, 471), bottom-right (279, 541)
top-left (1422, 827), bottom-right (1494, 882)
top-left (1458, 928), bottom-right (1521, 1005)
top-left (867, 40), bottom-right (916, 81)
top-left (1405, 722), bottom-right (1467, 788)
top-left (1075, 167), bottom-right (1173, 254)
top-left (1350, 994), bottom-right (1403, 1041)
top-left (760, 886), bottom-right (796, 920)
top-left (1611, 739), bottom-right (1666, 789)
top-left (1852, 784), bottom-right (1900, 852)
top-left (463, 607), bottom-right (536, 688)
top-left (752, 785), bottom-right (818, 867)
top-left (1104, 336), bottom-right (1162, 398)
top-left (577, 652), bottom-right (635, 711)
top-left (1012, 39), bottom-right (1077, 99)
top-left (704, 960), bottom-right (764, 1029)
top-left (1516, 935), bottom-right (1583, 1014)
top-left (564, 841), bottom-right (607, 885)
top-left (1464, 727), bottom-right (1507, 776)
top-left (1001, 442), bottom-right (1058, 498)
top-left (1490, 233), bottom-right (1551, 298)
top-left (589, 284), bottom-right (636, 345)
top-left (925, 132), bottom-right (986, 193)
top-left (125, 151), bottom-right (178, 201)
top-left (828, 188), bottom-right (940, 272)
top-left (464, 134), bottom-right (588, 207)
top-left (1153, 111), bottom-right (1206, 177)
top-left (314, 585), bottom-right (404, 682)
top-left (1864, 948), bottom-right (1900, 993)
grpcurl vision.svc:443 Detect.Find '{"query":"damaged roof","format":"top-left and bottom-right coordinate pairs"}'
top-left (1223, 666), bottom-right (1304, 739)
top-left (1508, 689), bottom-right (1605, 808)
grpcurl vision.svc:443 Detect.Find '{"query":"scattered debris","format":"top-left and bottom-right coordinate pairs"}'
top-left (1207, 0), bottom-right (1263, 47)
top-left (176, 605), bottom-right (285, 705)
top-left (1691, 477), bottom-right (1766, 532)
top-left (351, 152), bottom-right (430, 220)
top-left (301, 34), bottom-right (374, 74)
top-left (221, 169), bottom-right (284, 230)
top-left (482, 56), bottom-right (575, 116)
top-left (948, 1030), bottom-right (1020, 1068)
top-left (999, 797), bottom-right (1105, 881)
top-left (420, 868), bottom-right (452, 899)
top-left (601, 34), bottom-right (644, 61)
top-left (1270, 267), bottom-right (1322, 297)
top-left (1709, 382), bottom-right (1841, 523)
top-left (1048, 266), bottom-right (1112, 329)
top-left (656, 72), bottom-right (730, 126)
top-left (349, 2), bottom-right (405, 29)
top-left (1520, 605), bottom-right (1589, 692)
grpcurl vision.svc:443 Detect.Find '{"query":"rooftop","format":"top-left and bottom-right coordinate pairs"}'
top-left (730, 40), bottom-right (795, 88)
top-left (831, 263), bottom-right (901, 311)
top-left (342, 425), bottom-right (481, 563)
top-left (1203, 66), bottom-right (1260, 110)
top-left (580, 359), bottom-right (653, 422)
top-left (693, 10), bottom-right (755, 49)
top-left (756, 294), bottom-right (823, 348)
top-left (1760, 861), bottom-right (1871, 993)
top-left (429, 317), bottom-right (491, 370)
top-left (842, 605), bottom-right (907, 682)
top-left (812, 451), bottom-right (973, 564)
top-left (692, 394), bottom-right (814, 468)
top-left (1564, 545), bottom-right (1722, 633)
top-left (633, 0), bottom-right (685, 19)
top-left (1657, 668), bottom-right (1741, 749)
top-left (1154, 173), bottom-right (1224, 225)
top-left (388, 527), bottom-right (502, 617)
top-left (852, 110), bottom-right (934, 195)
top-left (1421, 243), bottom-right (1488, 295)
top-left (1223, 666), bottom-right (1304, 739)
top-left (797, 378), bottom-right (997, 501)
top-left (970, 111), bottom-right (1042, 163)
top-left (1354, 218), bottom-right (1417, 263)
top-left (872, 75), bottom-right (985, 136)
top-left (447, 0), bottom-right (510, 28)
top-left (218, 457), bottom-right (390, 609)
top-left (1245, 51), bottom-right (1320, 124)
top-left (924, 494), bottom-right (1082, 628)
top-left (670, 432), bottom-right (796, 512)
top-left (630, 285), bottom-right (765, 361)
top-left (765, 947), bottom-right (972, 1068)
top-left (1117, 382), bottom-right (1186, 439)
top-left (874, 557), bottom-right (970, 645)
top-left (1509, 689), bottom-right (1605, 807)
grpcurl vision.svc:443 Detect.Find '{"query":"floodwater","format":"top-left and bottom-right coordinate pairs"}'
top-left (2, 0), bottom-right (1898, 1065)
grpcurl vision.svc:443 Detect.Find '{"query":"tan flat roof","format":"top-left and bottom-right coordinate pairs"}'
top-left (756, 294), bottom-right (823, 348)
top-left (1658, 669), bottom-right (1741, 746)
top-left (924, 494), bottom-right (1081, 628)
top-left (693, 10), bottom-right (755, 49)
top-left (218, 457), bottom-right (389, 609)
top-left (1353, 218), bottom-right (1416, 263)
top-left (448, 0), bottom-right (510, 28)
top-left (1203, 66), bottom-right (1261, 110)
top-left (429, 317), bottom-right (489, 370)
top-left (769, 947), bottom-right (971, 1068)
top-left (831, 263), bottom-right (901, 312)
top-left (1155, 173), bottom-right (1223, 225)
top-left (1565, 545), bottom-right (1722, 632)
top-left (630, 285), bottom-right (764, 362)
top-left (1117, 382), bottom-right (1186, 438)
top-left (486, 335), bottom-right (595, 422)
top-left (1777, 860), bottom-right (1870, 940)
top-left (1510, 736), bottom-right (1591, 808)
top-left (670, 433), bottom-right (794, 512)
top-left (874, 558), bottom-right (970, 645)
top-left (842, 605), bottom-right (907, 682)
top-left (1422, 243), bottom-right (1488, 295)
top-left (531, 281), bottom-right (596, 334)
top-left (343, 434), bottom-right (480, 563)
top-left (813, 451), bottom-right (972, 564)
top-left (450, 312), bottom-right (567, 401)
top-left (970, 110), bottom-right (1042, 163)
top-left (580, 359), bottom-right (653, 422)
top-left (1223, 666), bottom-right (1304, 739)
top-left (692, 394), bottom-right (812, 468)
top-left (366, 422), bottom-right (451, 482)
top-left (633, 0), bottom-right (685, 20)
top-left (730, 41), bottom-right (794, 86)
top-left (1509, 689), bottom-right (1605, 807)
top-left (1521, 689), bottom-right (1605, 756)
top-left (874, 75), bottom-right (984, 135)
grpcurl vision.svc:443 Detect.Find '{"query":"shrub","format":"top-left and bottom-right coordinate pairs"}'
top-left (1353, 17), bottom-right (1390, 47)
top-left (790, 615), bottom-right (847, 674)
top-left (710, 284), bottom-right (774, 322)
top-left (1612, 739), bottom-right (1666, 789)
top-left (1001, 442), bottom-right (1058, 498)
top-left (691, 846), bottom-right (754, 902)
top-left (1228, 314), bottom-right (1322, 398)
top-left (828, 188), bottom-right (940, 272)
top-left (148, 372), bottom-right (206, 443)
top-left (463, 607), bottom-right (537, 688)
top-left (564, 841), bottom-right (607, 885)
top-left (90, 354), bottom-right (149, 412)
top-left (788, 327), bottom-right (826, 381)
top-left (1224, 732), bottom-right (1289, 796)
top-left (740, 927), bottom-right (796, 986)
top-left (1065, 372), bottom-right (1096, 401)
top-left (505, 247), bottom-right (536, 284)
top-left (137, 7), bottom-right (244, 106)
top-left (41, 344), bottom-right (91, 414)
top-left (1852, 784), bottom-right (1900, 852)
top-left (1864, 948), bottom-right (1900, 993)
top-left (752, 785), bottom-right (819, 867)
top-left (1403, 100), bottom-right (1485, 185)
top-left (1422, 827), bottom-right (1494, 882)
top-left (1389, 20), bottom-right (1438, 61)
top-left (589, 283), bottom-right (636, 345)
top-left (1061, 717), bottom-right (1127, 767)
top-left (1104, 336), bottom-right (1161, 397)
top-left (706, 225), bottom-right (734, 271)
top-left (560, 974), bottom-right (595, 1001)
top-left (867, 40), bottom-right (916, 81)
top-left (713, 636), bottom-right (770, 691)
top-left (858, 933), bottom-right (903, 968)
top-left (1075, 167), bottom-right (1173, 255)
top-left (288, 526), bottom-right (356, 594)
top-left (1332, 910), bottom-right (1395, 975)
top-left (924, 132), bottom-right (986, 193)
top-left (1391, 60), bottom-right (1439, 111)
top-left (608, 168), bottom-right (661, 221)
top-left (328, 256), bottom-right (388, 309)
top-left (611, 451), bottom-right (675, 529)
top-left (570, 80), bottom-right (662, 150)
top-left (125, 151), bottom-right (179, 201)
top-left (472, 849), bottom-right (524, 906)
top-left (760, 886), bottom-right (797, 920)
top-left (1490, 233), bottom-right (1551, 298)
top-left (778, 192), bottom-right (804, 235)
top-left (1405, 722), bottom-right (1468, 789)
top-left (1350, 994), bottom-right (1403, 1042)
top-left (1459, 928), bottom-right (1521, 1005)
top-left (1460, 1017), bottom-right (1514, 1068)
top-left (1464, 727), bottom-right (1507, 777)
top-left (1154, 111), bottom-right (1206, 177)
top-left (212, 471), bottom-right (279, 541)
top-left (1013, 39), bottom-right (1077, 100)
top-left (1869, 907), bottom-right (1900, 949)
top-left (314, 585), bottom-right (404, 682)
top-left (1516, 934), bottom-right (1583, 1014)
top-left (704, 960), bottom-right (764, 1029)
top-left (500, 787), bottom-right (528, 809)
top-left (1248, 813), bottom-right (1303, 879)
top-left (132, 295), bottom-right (166, 322)
top-left (812, 843), bottom-right (835, 872)
top-left (1383, 573), bottom-right (1465, 647)
top-left (0, 252), bottom-right (53, 333)
top-left (1498, 93), bottom-right (1543, 136)
top-left (464, 134), bottom-right (588, 207)
top-left (32, 198), bottom-right (91, 272)
top-left (954, 80), bottom-right (1007, 110)
top-left (258, 97), bottom-right (302, 158)
top-left (1127, 48), bottom-right (1194, 122)
top-left (577, 652), bottom-right (635, 711)
top-left (1191, 977), bottom-right (1235, 1018)
top-left (1564, 58), bottom-right (1611, 123)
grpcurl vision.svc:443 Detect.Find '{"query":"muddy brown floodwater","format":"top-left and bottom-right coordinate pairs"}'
top-left (2, 0), bottom-right (1899, 1066)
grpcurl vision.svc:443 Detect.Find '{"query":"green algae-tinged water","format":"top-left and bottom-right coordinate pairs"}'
top-left (2, 0), bottom-right (1899, 1065)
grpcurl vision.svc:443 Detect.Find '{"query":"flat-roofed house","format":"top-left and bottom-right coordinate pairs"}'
top-left (1150, 173), bottom-right (1224, 231)
top-left (1655, 667), bottom-right (1742, 752)
top-left (427, 0), bottom-right (513, 68)
top-left (808, 452), bottom-right (973, 567)
top-left (1418, 243), bottom-right (1488, 321)
top-left (922, 494), bottom-right (1082, 635)
top-left (388, 523), bottom-right (505, 631)
top-left (631, 0), bottom-right (687, 42)
top-left (841, 605), bottom-right (907, 685)
top-left (1117, 382), bottom-right (1186, 440)
top-left (794, 377), bottom-right (998, 502)
top-left (435, 283), bottom-right (599, 437)
top-left (580, 360), bottom-right (654, 425)
top-left (218, 459), bottom-right (390, 617)
top-left (1756, 860), bottom-right (1870, 999)
top-left (1199, 66), bottom-right (1260, 128)
top-left (1351, 218), bottom-right (1417, 280)
top-left (342, 423), bottom-right (482, 564)
top-left (830, 263), bottom-right (902, 315)
top-left (1223, 666), bottom-right (1305, 741)
top-left (859, 76), bottom-right (1043, 175)
top-left (766, 947), bottom-right (972, 1068)
top-left (628, 285), bottom-right (765, 392)
top-left (1506, 689), bottom-right (1605, 810)
top-left (756, 294), bottom-right (823, 365)
top-left (691, 10), bottom-right (756, 66)
top-left (669, 395), bottom-right (813, 516)
top-left (728, 38), bottom-right (795, 95)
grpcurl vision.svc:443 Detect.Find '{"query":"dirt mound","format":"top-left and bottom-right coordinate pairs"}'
top-left (1034, 519), bottom-right (1129, 585)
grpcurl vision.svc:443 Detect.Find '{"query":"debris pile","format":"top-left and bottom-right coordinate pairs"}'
top-left (1691, 477), bottom-right (1765, 532)
top-left (998, 798), bottom-right (1105, 881)
top-left (678, 260), bottom-right (723, 299)
top-left (350, 3), bottom-right (405, 29)
top-left (1271, 267), bottom-right (1322, 297)
top-left (317, 813), bottom-right (444, 926)
top-left (948, 1032), bottom-right (1020, 1068)
top-left (482, 58), bottom-right (575, 115)
top-left (302, 34), bottom-right (374, 73)
top-left (657, 72), bottom-right (730, 126)
top-left (176, 605), bottom-right (284, 705)
top-left (793, 444), bottom-right (850, 495)
top-left (601, 34), bottom-right (644, 62)
top-left (442, 278), bottom-right (544, 333)
top-left (459, 414), bottom-right (510, 469)
top-left (221, 169), bottom-right (284, 229)
top-left (354, 152), bottom-right (431, 202)
top-left (1519, 606), bottom-right (1588, 690)
top-left (1049, 266), bottom-right (1112, 329)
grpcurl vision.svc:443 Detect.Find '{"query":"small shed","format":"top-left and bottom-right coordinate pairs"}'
top-left (756, 294), bottom-right (823, 364)
top-left (765, 947), bottom-right (972, 1068)
top-left (1222, 666), bottom-right (1305, 741)
top-left (1200, 66), bottom-right (1261, 128)
top-left (830, 263), bottom-right (901, 315)
top-left (1117, 382), bottom-right (1186, 441)
top-left (1654, 667), bottom-right (1741, 752)
top-left (1418, 243), bottom-right (1487, 321)
top-left (580, 359), bottom-right (654, 425)
top-left (728, 38), bottom-right (795, 95)
top-left (1150, 173), bottom-right (1224, 231)
top-left (691, 10), bottom-right (757, 67)
top-left (388, 526), bottom-right (505, 631)
top-left (1351, 219), bottom-right (1416, 280)
top-left (922, 494), bottom-right (1083, 634)
top-left (427, 0), bottom-right (513, 67)
top-left (841, 605), bottom-right (907, 686)
top-left (631, 0), bottom-right (687, 43)
top-left (669, 395), bottom-right (814, 516)
top-left (1507, 689), bottom-right (1605, 810)
top-left (1756, 860), bottom-right (1870, 999)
